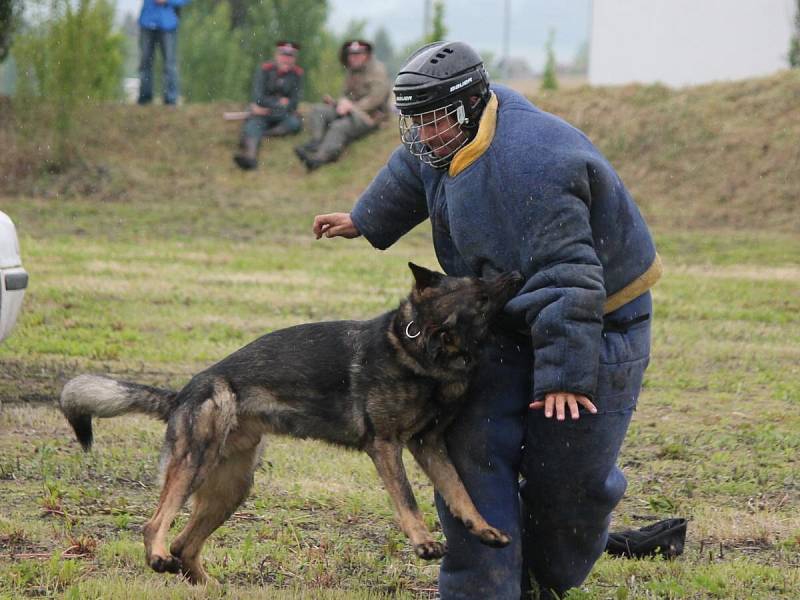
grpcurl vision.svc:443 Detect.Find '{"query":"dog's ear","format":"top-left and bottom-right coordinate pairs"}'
top-left (408, 262), bottom-right (444, 291)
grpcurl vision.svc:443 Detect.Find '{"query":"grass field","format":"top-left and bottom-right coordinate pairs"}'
top-left (1, 73), bottom-right (799, 598)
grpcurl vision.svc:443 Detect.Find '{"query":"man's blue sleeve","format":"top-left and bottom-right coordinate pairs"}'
top-left (503, 153), bottom-right (606, 401)
top-left (351, 146), bottom-right (429, 250)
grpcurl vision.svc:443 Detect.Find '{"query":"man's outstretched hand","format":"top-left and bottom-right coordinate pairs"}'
top-left (312, 212), bottom-right (361, 239)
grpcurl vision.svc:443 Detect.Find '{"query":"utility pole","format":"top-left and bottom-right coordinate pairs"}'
top-left (423, 0), bottom-right (431, 40)
top-left (501, 0), bottom-right (511, 79)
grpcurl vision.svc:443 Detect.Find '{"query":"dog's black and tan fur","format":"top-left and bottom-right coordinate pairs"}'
top-left (58, 263), bottom-right (523, 584)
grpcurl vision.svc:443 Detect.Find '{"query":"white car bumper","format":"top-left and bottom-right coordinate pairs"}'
top-left (0, 212), bottom-right (27, 343)
top-left (0, 266), bottom-right (27, 341)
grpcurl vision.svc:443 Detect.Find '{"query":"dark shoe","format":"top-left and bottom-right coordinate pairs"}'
top-left (233, 154), bottom-right (258, 170)
top-left (296, 140), bottom-right (320, 153)
top-left (605, 517), bottom-right (687, 559)
top-left (294, 146), bottom-right (325, 172)
top-left (293, 145), bottom-right (309, 162)
top-left (304, 157), bottom-right (324, 172)
top-left (234, 137), bottom-right (259, 171)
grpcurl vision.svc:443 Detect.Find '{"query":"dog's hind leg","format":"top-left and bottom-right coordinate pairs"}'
top-left (143, 379), bottom-right (238, 577)
top-left (366, 438), bottom-right (446, 560)
top-left (169, 431), bottom-right (264, 584)
top-left (408, 432), bottom-right (511, 548)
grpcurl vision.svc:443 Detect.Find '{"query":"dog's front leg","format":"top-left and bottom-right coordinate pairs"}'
top-left (365, 438), bottom-right (446, 559)
top-left (408, 432), bottom-right (511, 548)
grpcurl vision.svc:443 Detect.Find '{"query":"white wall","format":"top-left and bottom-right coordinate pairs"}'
top-left (589, 0), bottom-right (797, 86)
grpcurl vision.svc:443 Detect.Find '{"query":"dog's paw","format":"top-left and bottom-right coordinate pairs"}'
top-left (477, 527), bottom-right (511, 548)
top-left (149, 553), bottom-right (182, 574)
top-left (414, 540), bottom-right (447, 560)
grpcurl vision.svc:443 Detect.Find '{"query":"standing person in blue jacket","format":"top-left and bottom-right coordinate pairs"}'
top-left (312, 41), bottom-right (661, 599)
top-left (137, 0), bottom-right (189, 106)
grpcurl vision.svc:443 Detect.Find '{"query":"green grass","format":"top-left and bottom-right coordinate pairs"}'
top-left (1, 77), bottom-right (799, 598)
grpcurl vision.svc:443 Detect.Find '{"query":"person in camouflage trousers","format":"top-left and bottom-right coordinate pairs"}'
top-left (294, 40), bottom-right (391, 172)
top-left (234, 41), bottom-right (304, 171)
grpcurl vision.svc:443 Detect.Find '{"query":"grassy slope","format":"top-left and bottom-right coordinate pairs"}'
top-left (0, 72), bottom-right (799, 598)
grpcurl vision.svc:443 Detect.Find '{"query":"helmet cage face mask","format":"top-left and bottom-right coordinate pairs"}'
top-left (398, 100), bottom-right (472, 169)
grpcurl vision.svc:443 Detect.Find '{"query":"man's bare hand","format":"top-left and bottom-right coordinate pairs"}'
top-left (312, 213), bottom-right (360, 239)
top-left (530, 392), bottom-right (597, 421)
top-left (336, 98), bottom-right (354, 116)
top-left (250, 103), bottom-right (269, 116)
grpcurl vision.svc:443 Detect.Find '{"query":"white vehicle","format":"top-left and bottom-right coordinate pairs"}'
top-left (0, 211), bottom-right (28, 342)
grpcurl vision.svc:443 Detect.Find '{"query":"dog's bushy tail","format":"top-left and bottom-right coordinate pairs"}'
top-left (58, 375), bottom-right (178, 451)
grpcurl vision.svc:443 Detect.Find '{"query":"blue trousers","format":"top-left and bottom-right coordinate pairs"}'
top-left (138, 28), bottom-right (179, 105)
top-left (436, 293), bottom-right (652, 599)
top-left (242, 113), bottom-right (302, 140)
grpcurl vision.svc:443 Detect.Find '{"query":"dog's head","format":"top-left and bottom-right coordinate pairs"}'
top-left (404, 262), bottom-right (524, 373)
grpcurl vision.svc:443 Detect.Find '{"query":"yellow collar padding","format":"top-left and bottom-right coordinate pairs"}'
top-left (448, 92), bottom-right (498, 177)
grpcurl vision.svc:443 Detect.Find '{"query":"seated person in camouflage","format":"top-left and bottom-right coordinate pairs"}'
top-left (294, 39), bottom-right (391, 172)
top-left (234, 40), bottom-right (304, 171)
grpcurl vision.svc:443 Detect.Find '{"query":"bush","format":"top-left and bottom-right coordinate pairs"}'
top-left (1, 0), bottom-right (21, 63)
top-left (178, 0), bottom-right (330, 103)
top-left (540, 29), bottom-right (558, 91)
top-left (179, 2), bottom-right (252, 101)
top-left (12, 0), bottom-right (124, 165)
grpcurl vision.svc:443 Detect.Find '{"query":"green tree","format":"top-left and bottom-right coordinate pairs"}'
top-left (373, 26), bottom-right (394, 64)
top-left (179, 0), bottom-right (330, 102)
top-left (374, 26), bottom-right (405, 77)
top-left (572, 39), bottom-right (589, 74)
top-left (790, 0), bottom-right (800, 68)
top-left (179, 2), bottom-right (253, 101)
top-left (13, 0), bottom-right (124, 165)
top-left (427, 0), bottom-right (447, 43)
top-left (540, 28), bottom-right (558, 91)
top-left (1, 0), bottom-right (21, 63)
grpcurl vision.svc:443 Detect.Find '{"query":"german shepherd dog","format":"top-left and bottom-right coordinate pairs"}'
top-left (58, 263), bottom-right (523, 584)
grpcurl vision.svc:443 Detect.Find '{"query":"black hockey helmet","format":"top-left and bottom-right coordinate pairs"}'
top-left (393, 41), bottom-right (490, 126)
top-left (394, 41), bottom-right (491, 169)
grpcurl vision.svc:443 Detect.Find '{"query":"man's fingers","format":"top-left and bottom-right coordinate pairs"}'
top-left (568, 397), bottom-right (581, 420)
top-left (579, 396), bottom-right (598, 414)
top-left (313, 215), bottom-right (336, 237)
top-left (325, 224), bottom-right (346, 237)
top-left (555, 394), bottom-right (566, 421)
top-left (529, 400), bottom-right (545, 410)
top-left (544, 395), bottom-right (555, 418)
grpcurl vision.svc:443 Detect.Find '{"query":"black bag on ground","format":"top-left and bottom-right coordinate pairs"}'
top-left (605, 517), bottom-right (687, 559)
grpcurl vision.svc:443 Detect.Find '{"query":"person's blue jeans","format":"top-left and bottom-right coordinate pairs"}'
top-left (242, 113), bottom-right (303, 139)
top-left (436, 292), bottom-right (652, 599)
top-left (138, 27), bottom-right (179, 105)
